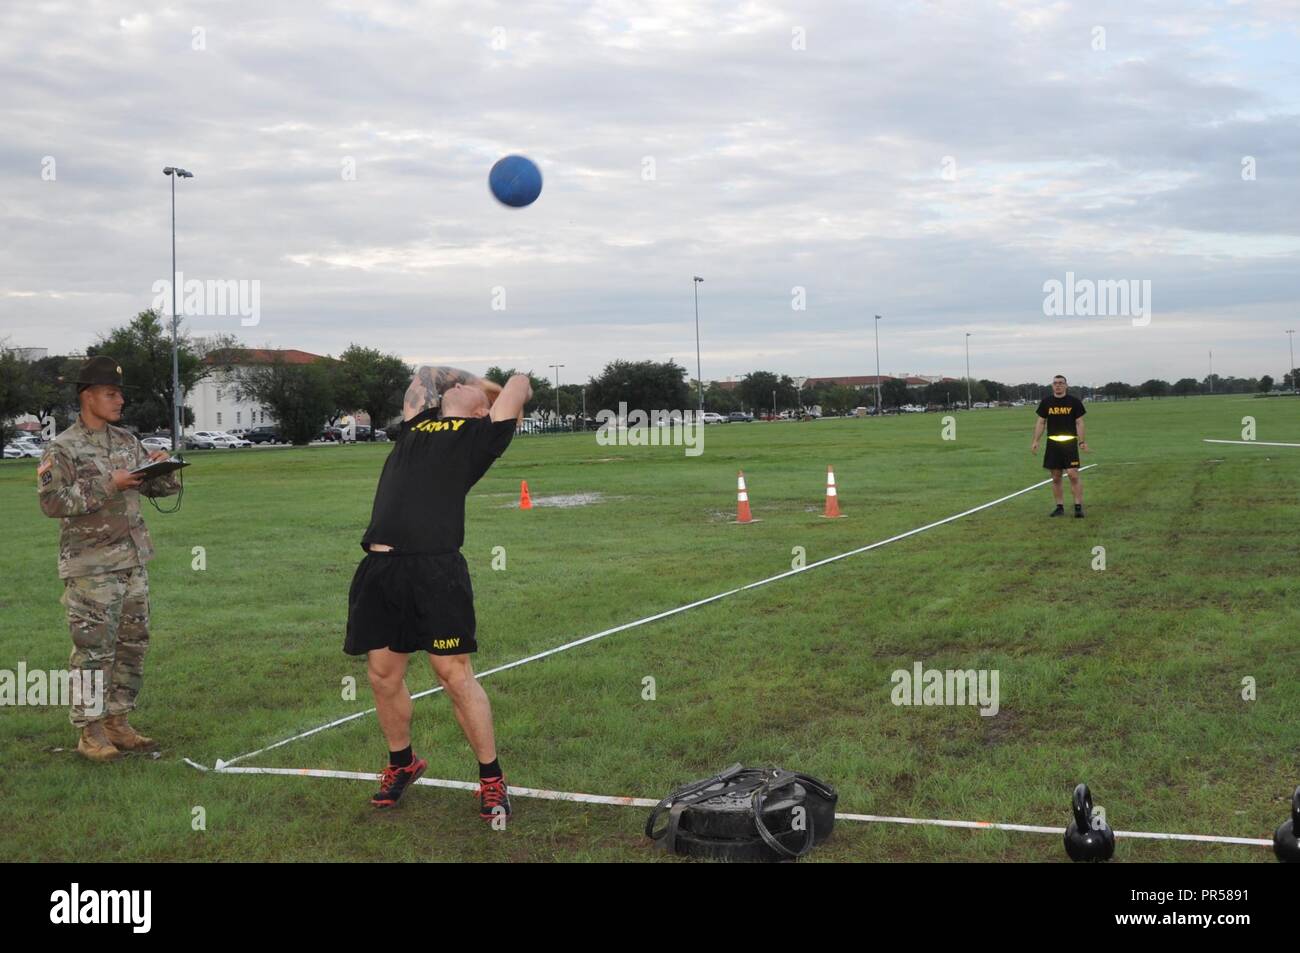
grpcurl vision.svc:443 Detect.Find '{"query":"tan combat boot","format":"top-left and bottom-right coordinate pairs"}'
top-left (103, 713), bottom-right (159, 753)
top-left (77, 721), bottom-right (124, 762)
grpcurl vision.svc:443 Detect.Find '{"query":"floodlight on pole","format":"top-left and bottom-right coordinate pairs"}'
top-left (965, 332), bottom-right (973, 409)
top-left (163, 166), bottom-right (193, 452)
top-left (549, 363), bottom-right (565, 423)
top-left (873, 315), bottom-right (882, 413)
top-left (693, 277), bottom-right (704, 417)
top-left (1287, 330), bottom-right (1296, 392)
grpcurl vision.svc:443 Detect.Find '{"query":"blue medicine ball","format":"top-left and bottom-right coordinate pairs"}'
top-left (489, 155), bottom-right (543, 208)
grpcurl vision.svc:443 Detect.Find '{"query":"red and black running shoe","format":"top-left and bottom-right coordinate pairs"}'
top-left (478, 776), bottom-right (511, 821)
top-left (371, 756), bottom-right (428, 808)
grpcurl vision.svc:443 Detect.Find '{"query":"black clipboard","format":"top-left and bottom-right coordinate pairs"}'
top-left (130, 457), bottom-right (190, 479)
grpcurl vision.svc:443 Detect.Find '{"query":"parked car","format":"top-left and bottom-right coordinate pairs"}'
top-left (727, 412), bottom-right (753, 423)
top-left (140, 436), bottom-right (172, 453)
top-left (6, 440), bottom-right (41, 458)
top-left (218, 432), bottom-right (251, 448)
top-left (185, 431), bottom-right (236, 450)
top-left (246, 426), bottom-right (283, 444)
top-left (700, 412), bottom-right (726, 424)
top-left (319, 426), bottom-right (344, 442)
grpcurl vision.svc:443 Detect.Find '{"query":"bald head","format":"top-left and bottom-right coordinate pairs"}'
top-left (440, 382), bottom-right (490, 418)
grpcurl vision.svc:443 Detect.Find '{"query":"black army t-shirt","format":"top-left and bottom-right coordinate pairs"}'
top-left (360, 412), bottom-right (516, 553)
top-left (1036, 393), bottom-right (1086, 437)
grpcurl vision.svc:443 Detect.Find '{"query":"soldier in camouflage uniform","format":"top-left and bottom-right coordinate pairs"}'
top-left (37, 356), bottom-right (182, 762)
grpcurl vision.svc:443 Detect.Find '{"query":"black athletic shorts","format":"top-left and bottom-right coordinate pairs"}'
top-left (1042, 437), bottom-right (1081, 471)
top-left (344, 550), bottom-right (477, 656)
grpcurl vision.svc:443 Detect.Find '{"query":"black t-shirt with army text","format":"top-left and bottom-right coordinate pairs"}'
top-left (1036, 393), bottom-right (1086, 437)
top-left (360, 412), bottom-right (516, 553)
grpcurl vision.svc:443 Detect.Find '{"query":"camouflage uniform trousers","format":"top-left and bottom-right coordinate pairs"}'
top-left (61, 566), bottom-right (150, 728)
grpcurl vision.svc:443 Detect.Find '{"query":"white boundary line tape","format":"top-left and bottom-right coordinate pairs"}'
top-left (191, 762), bottom-right (1274, 848)
top-left (211, 467), bottom-right (1095, 769)
top-left (1203, 439), bottom-right (1300, 447)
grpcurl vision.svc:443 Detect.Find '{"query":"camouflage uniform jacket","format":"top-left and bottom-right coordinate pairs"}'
top-left (37, 416), bottom-right (182, 579)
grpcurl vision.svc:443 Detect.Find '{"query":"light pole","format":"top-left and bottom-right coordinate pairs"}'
top-left (1287, 330), bottom-right (1296, 392)
top-left (772, 389), bottom-right (776, 417)
top-left (549, 363), bottom-right (565, 425)
top-left (873, 315), bottom-right (882, 414)
top-left (163, 166), bottom-right (193, 451)
top-left (693, 276), bottom-right (704, 417)
top-left (965, 332), bottom-right (973, 409)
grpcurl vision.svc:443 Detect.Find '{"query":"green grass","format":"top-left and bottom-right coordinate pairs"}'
top-left (1, 395), bottom-right (1296, 862)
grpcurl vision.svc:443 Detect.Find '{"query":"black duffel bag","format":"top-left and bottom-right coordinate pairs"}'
top-left (645, 764), bottom-right (838, 861)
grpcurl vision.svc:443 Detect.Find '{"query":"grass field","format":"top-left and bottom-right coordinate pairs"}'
top-left (2, 395), bottom-right (1297, 862)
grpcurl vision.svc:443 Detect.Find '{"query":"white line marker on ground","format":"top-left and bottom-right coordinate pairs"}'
top-left (192, 762), bottom-right (1272, 849)
top-left (212, 468), bottom-right (1096, 769)
top-left (1203, 439), bottom-right (1300, 447)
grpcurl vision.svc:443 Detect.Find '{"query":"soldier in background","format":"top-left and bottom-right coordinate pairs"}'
top-left (37, 356), bottom-right (181, 762)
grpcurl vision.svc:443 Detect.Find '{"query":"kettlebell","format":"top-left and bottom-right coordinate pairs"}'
top-left (1273, 786), bottom-right (1300, 863)
top-left (1064, 782), bottom-right (1115, 862)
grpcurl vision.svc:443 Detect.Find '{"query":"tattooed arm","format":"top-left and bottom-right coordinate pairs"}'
top-left (403, 365), bottom-right (484, 421)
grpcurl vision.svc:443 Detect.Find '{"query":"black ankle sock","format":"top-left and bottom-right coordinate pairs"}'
top-left (479, 758), bottom-right (502, 780)
top-left (1053, 504), bottom-right (1064, 511)
top-left (1074, 503), bottom-right (1083, 511)
top-left (389, 746), bottom-right (413, 768)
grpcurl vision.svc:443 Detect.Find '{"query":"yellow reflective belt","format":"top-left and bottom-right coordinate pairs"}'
top-left (1048, 434), bottom-right (1077, 442)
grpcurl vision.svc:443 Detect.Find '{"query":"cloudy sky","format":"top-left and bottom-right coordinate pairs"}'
top-left (2, 0), bottom-right (1298, 388)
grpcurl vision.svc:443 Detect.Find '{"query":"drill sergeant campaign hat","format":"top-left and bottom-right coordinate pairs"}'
top-left (67, 355), bottom-right (133, 393)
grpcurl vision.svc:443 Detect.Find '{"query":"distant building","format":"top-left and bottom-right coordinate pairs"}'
top-left (3, 347), bottom-right (49, 362)
top-left (715, 374), bottom-right (961, 390)
top-left (192, 348), bottom-right (327, 431)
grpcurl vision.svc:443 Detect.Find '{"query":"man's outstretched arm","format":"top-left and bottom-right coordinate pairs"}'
top-left (490, 374), bottom-right (533, 424)
top-left (403, 365), bottom-right (483, 421)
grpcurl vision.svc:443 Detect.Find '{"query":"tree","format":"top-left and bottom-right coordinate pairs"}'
top-left (1139, 379), bottom-right (1170, 398)
top-left (737, 371), bottom-right (798, 413)
top-left (586, 360), bottom-right (690, 417)
top-left (819, 384), bottom-right (860, 415)
top-left (1259, 375), bottom-right (1274, 393)
top-left (703, 381), bottom-right (741, 413)
top-left (1172, 378), bottom-right (1199, 397)
top-left (880, 377), bottom-right (910, 408)
top-left (235, 356), bottom-right (337, 445)
top-left (0, 346), bottom-right (38, 449)
top-left (88, 310), bottom-right (216, 433)
top-left (332, 345), bottom-right (411, 431)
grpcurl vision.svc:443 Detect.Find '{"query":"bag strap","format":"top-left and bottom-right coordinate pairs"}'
top-left (645, 763), bottom-right (746, 843)
top-left (751, 770), bottom-right (816, 859)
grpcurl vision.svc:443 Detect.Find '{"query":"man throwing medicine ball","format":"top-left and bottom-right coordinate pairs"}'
top-left (1031, 374), bottom-right (1088, 518)
top-left (345, 365), bottom-right (531, 817)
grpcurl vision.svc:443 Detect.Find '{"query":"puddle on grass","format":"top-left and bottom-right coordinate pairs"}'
top-left (501, 492), bottom-right (610, 508)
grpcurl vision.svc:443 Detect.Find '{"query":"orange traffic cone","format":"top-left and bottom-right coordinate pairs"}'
top-left (734, 470), bottom-right (758, 524)
top-left (519, 480), bottom-right (533, 510)
top-left (821, 465), bottom-right (846, 518)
